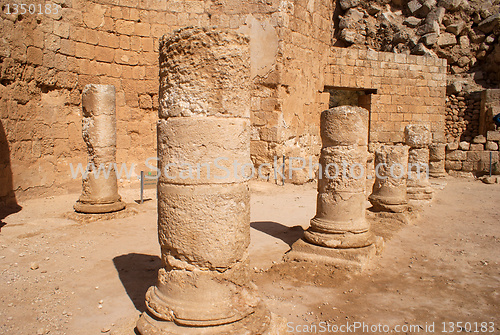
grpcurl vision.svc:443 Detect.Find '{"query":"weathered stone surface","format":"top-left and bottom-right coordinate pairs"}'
top-left (429, 143), bottom-right (446, 161)
top-left (473, 135), bottom-right (487, 144)
top-left (158, 28), bottom-right (251, 119)
top-left (422, 33), bottom-right (439, 46)
top-left (369, 145), bottom-right (409, 213)
top-left (447, 142), bottom-right (459, 151)
top-left (459, 141), bottom-right (470, 151)
top-left (470, 143), bottom-right (484, 151)
top-left (340, 28), bottom-right (366, 44)
top-left (487, 131), bottom-right (500, 141)
top-left (446, 21), bottom-right (465, 35)
top-left (446, 150), bottom-right (466, 161)
top-left (429, 160), bottom-right (447, 177)
top-left (74, 84), bottom-right (125, 214)
top-left (478, 13), bottom-right (500, 34)
top-left (407, 146), bottom-right (433, 200)
top-left (321, 106), bottom-right (369, 147)
top-left (486, 141), bottom-right (499, 151)
top-left (305, 106), bottom-right (373, 249)
top-left (438, 33), bottom-right (457, 47)
top-left (289, 106), bottom-right (375, 269)
top-left (157, 117), bottom-right (251, 185)
top-left (404, 16), bottom-right (422, 28)
top-left (438, 0), bottom-right (462, 11)
top-left (138, 27), bottom-right (278, 335)
top-left (445, 160), bottom-right (462, 170)
top-left (405, 124), bottom-right (431, 148)
top-left (339, 0), bottom-right (360, 10)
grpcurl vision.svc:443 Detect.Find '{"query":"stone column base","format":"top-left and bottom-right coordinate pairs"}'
top-left (136, 303), bottom-right (287, 335)
top-left (368, 194), bottom-right (408, 213)
top-left (73, 200), bottom-right (125, 214)
top-left (406, 187), bottom-right (434, 200)
top-left (284, 238), bottom-right (383, 272)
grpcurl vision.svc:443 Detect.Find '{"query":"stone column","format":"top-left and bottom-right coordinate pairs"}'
top-left (405, 125), bottom-right (434, 201)
top-left (137, 27), bottom-right (282, 335)
top-left (286, 106), bottom-right (377, 271)
top-left (74, 84), bottom-right (125, 214)
top-left (368, 145), bottom-right (409, 213)
top-left (428, 143), bottom-right (447, 178)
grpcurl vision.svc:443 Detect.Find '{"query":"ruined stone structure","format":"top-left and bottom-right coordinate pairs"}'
top-left (74, 84), bottom-right (125, 213)
top-left (443, 89), bottom-right (500, 175)
top-left (137, 27), bottom-right (282, 334)
top-left (286, 106), bottom-right (377, 270)
top-left (405, 124), bottom-right (434, 201)
top-left (0, 0), bottom-right (449, 204)
top-left (369, 145), bottom-right (410, 213)
top-left (479, 89), bottom-right (500, 136)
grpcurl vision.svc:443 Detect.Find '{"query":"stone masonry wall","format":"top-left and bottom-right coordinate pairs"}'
top-left (445, 91), bottom-right (482, 142)
top-left (250, 0), bottom-right (333, 184)
top-left (0, 0), bottom-right (289, 202)
top-left (325, 47), bottom-right (448, 144)
top-left (0, 0), bottom-right (450, 202)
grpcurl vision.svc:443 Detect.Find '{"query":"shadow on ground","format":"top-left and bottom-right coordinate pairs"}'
top-left (113, 253), bottom-right (161, 312)
top-left (251, 221), bottom-right (304, 246)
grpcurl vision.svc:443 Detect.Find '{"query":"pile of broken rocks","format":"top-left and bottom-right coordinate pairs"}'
top-left (337, 0), bottom-right (500, 84)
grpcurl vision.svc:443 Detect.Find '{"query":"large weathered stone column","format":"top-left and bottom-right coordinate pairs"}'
top-left (368, 145), bottom-right (409, 213)
top-left (74, 84), bottom-right (125, 213)
top-left (428, 143), bottom-right (447, 178)
top-left (286, 106), bottom-right (377, 271)
top-left (405, 125), bottom-right (434, 201)
top-left (137, 27), bottom-right (282, 334)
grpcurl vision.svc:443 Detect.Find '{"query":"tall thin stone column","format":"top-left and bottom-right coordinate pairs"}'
top-left (286, 106), bottom-right (377, 271)
top-left (137, 27), bottom-right (282, 334)
top-left (74, 84), bottom-right (125, 214)
top-left (428, 143), bottom-right (447, 178)
top-left (405, 125), bottom-right (434, 201)
top-left (368, 145), bottom-right (409, 213)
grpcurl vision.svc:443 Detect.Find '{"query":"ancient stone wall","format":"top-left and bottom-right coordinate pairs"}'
top-left (249, 0), bottom-right (333, 184)
top-left (445, 91), bottom-right (482, 142)
top-left (1, 0), bottom-right (452, 202)
top-left (0, 0), bottom-right (285, 201)
top-left (326, 47), bottom-right (448, 144)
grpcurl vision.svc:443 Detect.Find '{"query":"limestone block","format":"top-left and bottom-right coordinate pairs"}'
top-left (429, 143), bottom-right (446, 161)
top-left (321, 106), bottom-right (368, 147)
top-left (459, 141), bottom-right (470, 151)
top-left (446, 150), bottom-right (466, 161)
top-left (487, 131), bottom-right (500, 141)
top-left (445, 160), bottom-right (462, 170)
top-left (446, 142), bottom-right (459, 150)
top-left (157, 182), bottom-right (249, 269)
top-left (405, 124), bottom-right (431, 148)
top-left (486, 141), bottom-right (499, 151)
top-left (157, 117), bottom-right (250, 185)
top-left (369, 145), bottom-right (409, 212)
top-left (317, 146), bottom-right (367, 194)
top-left (472, 135), bottom-right (487, 144)
top-left (158, 28), bottom-right (251, 119)
top-left (470, 143), bottom-right (484, 151)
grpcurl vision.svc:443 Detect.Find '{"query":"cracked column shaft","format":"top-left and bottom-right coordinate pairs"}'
top-left (74, 84), bottom-right (125, 214)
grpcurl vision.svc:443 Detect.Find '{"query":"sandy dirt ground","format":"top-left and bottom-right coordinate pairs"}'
top-left (0, 177), bottom-right (499, 334)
